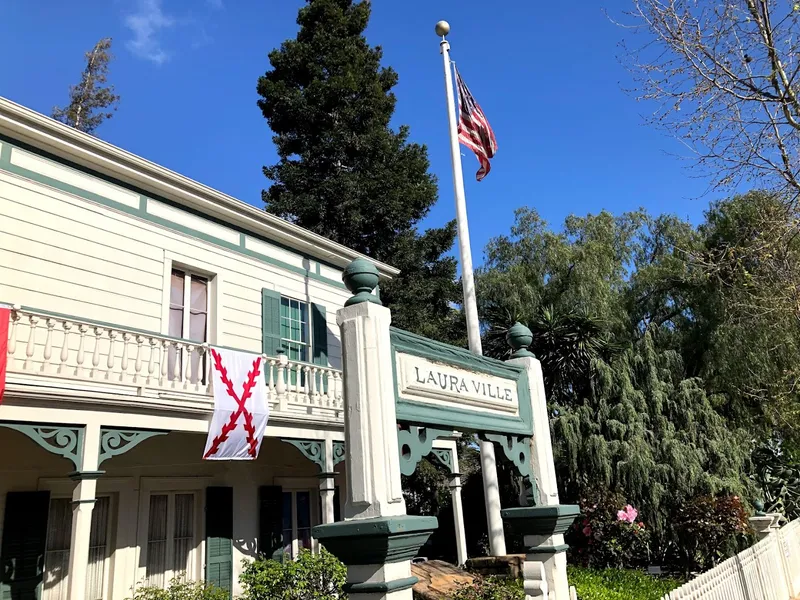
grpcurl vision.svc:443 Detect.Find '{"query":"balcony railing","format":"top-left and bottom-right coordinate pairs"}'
top-left (5, 306), bottom-right (344, 420)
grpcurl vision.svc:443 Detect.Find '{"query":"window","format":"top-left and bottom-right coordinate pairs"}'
top-left (280, 297), bottom-right (309, 363)
top-left (281, 491), bottom-right (313, 559)
top-left (169, 269), bottom-right (209, 381)
top-left (146, 492), bottom-right (197, 587)
top-left (43, 496), bottom-right (111, 600)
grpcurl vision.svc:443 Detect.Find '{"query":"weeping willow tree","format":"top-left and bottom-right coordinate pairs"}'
top-left (552, 331), bottom-right (752, 555)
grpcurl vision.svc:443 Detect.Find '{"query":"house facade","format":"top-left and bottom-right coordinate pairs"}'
top-left (0, 97), bottom-right (465, 600)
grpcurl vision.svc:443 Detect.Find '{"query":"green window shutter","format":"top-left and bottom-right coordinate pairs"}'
top-left (258, 486), bottom-right (283, 561)
top-left (0, 491), bottom-right (50, 600)
top-left (205, 487), bottom-right (233, 597)
top-left (262, 289), bottom-right (282, 357)
top-left (311, 303), bottom-right (328, 366)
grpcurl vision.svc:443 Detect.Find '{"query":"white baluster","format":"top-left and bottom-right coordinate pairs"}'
top-left (332, 371), bottom-right (342, 408)
top-left (134, 335), bottom-right (144, 384)
top-left (310, 367), bottom-right (319, 405)
top-left (147, 338), bottom-right (157, 386)
top-left (41, 319), bottom-right (55, 373)
top-left (184, 344), bottom-right (194, 389)
top-left (120, 332), bottom-right (131, 382)
top-left (24, 315), bottom-right (38, 371)
top-left (322, 369), bottom-right (331, 407)
top-left (297, 364), bottom-right (305, 402)
top-left (276, 354), bottom-right (288, 412)
top-left (160, 340), bottom-right (170, 386)
top-left (267, 358), bottom-right (276, 399)
top-left (59, 321), bottom-right (71, 375)
top-left (106, 329), bottom-right (117, 380)
top-left (196, 345), bottom-right (208, 392)
top-left (7, 306), bottom-right (20, 357)
top-left (90, 327), bottom-right (104, 378)
top-left (171, 341), bottom-right (182, 386)
top-left (75, 324), bottom-right (87, 377)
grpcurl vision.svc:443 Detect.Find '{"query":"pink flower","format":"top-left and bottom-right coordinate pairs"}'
top-left (617, 504), bottom-right (638, 523)
top-left (582, 525), bottom-right (592, 536)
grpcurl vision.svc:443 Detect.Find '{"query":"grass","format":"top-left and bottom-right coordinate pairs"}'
top-left (568, 566), bottom-right (683, 600)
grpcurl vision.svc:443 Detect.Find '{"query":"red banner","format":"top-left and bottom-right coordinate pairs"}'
top-left (0, 306), bottom-right (9, 404)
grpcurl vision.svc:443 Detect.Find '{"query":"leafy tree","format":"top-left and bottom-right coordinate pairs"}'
top-left (256, 0), bottom-right (461, 341)
top-left (52, 38), bottom-right (119, 135)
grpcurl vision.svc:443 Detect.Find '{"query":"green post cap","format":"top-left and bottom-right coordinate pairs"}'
top-left (754, 498), bottom-right (766, 516)
top-left (342, 258), bottom-right (382, 306)
top-left (507, 322), bottom-right (535, 358)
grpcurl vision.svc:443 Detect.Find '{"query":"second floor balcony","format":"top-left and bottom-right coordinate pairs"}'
top-left (4, 305), bottom-right (345, 425)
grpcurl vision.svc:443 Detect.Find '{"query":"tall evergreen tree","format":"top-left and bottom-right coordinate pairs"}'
top-left (256, 0), bottom-right (461, 341)
top-left (52, 38), bottom-right (120, 135)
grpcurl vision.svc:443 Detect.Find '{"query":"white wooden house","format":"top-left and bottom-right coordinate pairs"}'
top-left (0, 97), bottom-right (465, 600)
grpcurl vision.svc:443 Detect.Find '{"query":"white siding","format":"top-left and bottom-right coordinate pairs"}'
top-left (0, 166), bottom-right (349, 366)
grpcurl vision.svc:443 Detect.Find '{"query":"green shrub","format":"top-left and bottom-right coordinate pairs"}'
top-left (568, 566), bottom-right (682, 600)
top-left (238, 548), bottom-right (346, 600)
top-left (127, 575), bottom-right (229, 600)
top-left (451, 575), bottom-right (524, 600)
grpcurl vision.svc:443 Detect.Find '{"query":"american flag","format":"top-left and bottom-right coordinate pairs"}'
top-left (455, 65), bottom-right (497, 181)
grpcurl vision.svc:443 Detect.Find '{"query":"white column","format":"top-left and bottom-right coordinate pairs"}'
top-left (320, 438), bottom-right (336, 524)
top-left (447, 444), bottom-right (468, 566)
top-left (508, 356), bottom-right (570, 600)
top-left (68, 422), bottom-right (100, 600)
top-left (480, 440), bottom-right (507, 556)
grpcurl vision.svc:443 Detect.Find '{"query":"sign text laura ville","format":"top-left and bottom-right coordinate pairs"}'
top-left (395, 352), bottom-right (519, 416)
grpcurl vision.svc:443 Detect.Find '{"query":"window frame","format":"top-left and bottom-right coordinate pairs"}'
top-left (136, 477), bottom-right (208, 589)
top-left (160, 252), bottom-right (221, 346)
top-left (274, 477), bottom-right (320, 559)
top-left (279, 295), bottom-right (310, 363)
top-left (41, 493), bottom-right (114, 600)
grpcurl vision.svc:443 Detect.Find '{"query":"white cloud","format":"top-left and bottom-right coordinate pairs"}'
top-left (125, 0), bottom-right (175, 64)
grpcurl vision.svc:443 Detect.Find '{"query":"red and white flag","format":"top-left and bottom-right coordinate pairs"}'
top-left (455, 65), bottom-right (498, 181)
top-left (203, 347), bottom-right (269, 460)
top-left (0, 304), bottom-right (10, 404)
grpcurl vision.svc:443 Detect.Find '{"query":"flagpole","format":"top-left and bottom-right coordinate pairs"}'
top-left (437, 22), bottom-right (482, 356)
top-left (436, 20), bottom-right (507, 558)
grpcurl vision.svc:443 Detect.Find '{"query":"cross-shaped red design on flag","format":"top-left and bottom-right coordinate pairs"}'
top-left (203, 348), bottom-right (262, 459)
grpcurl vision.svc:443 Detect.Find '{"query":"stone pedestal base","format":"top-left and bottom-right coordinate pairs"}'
top-left (313, 515), bottom-right (438, 600)
top-left (501, 505), bottom-right (580, 600)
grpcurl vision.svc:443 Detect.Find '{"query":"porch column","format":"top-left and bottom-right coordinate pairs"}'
top-left (68, 422), bottom-right (101, 600)
top-left (479, 440), bottom-right (506, 556)
top-left (319, 438), bottom-right (336, 524)
top-left (313, 259), bottom-right (437, 600)
top-left (448, 447), bottom-right (468, 566)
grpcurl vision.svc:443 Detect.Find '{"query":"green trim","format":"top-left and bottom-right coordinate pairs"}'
top-left (343, 577), bottom-right (419, 593)
top-left (68, 470), bottom-right (105, 481)
top-left (282, 439), bottom-right (325, 471)
top-left (430, 448), bottom-right (455, 473)
top-left (526, 544), bottom-right (570, 554)
top-left (332, 440), bottom-right (346, 468)
top-left (484, 434), bottom-right (540, 505)
top-left (0, 134), bottom-right (347, 289)
top-left (397, 426), bottom-right (452, 476)
top-left (98, 428), bottom-right (167, 467)
top-left (390, 328), bottom-right (534, 436)
top-left (501, 505), bottom-right (581, 536)
top-left (0, 422), bottom-right (84, 471)
top-left (313, 515), bottom-right (437, 565)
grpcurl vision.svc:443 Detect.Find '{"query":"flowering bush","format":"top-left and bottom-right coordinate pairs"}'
top-left (567, 492), bottom-right (651, 569)
top-left (672, 494), bottom-right (751, 573)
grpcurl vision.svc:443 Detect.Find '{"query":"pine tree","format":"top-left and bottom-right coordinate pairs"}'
top-left (52, 38), bottom-right (120, 135)
top-left (256, 0), bottom-right (461, 341)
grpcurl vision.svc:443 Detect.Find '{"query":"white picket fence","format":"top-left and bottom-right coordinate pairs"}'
top-left (663, 519), bottom-right (800, 599)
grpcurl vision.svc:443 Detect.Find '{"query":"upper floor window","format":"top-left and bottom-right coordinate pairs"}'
top-left (169, 269), bottom-right (208, 379)
top-left (280, 297), bottom-right (308, 362)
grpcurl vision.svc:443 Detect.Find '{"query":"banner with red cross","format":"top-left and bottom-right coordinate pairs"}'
top-left (203, 347), bottom-right (269, 460)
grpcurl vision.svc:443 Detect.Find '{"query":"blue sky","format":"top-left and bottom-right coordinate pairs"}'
top-left (0, 0), bottom-right (723, 266)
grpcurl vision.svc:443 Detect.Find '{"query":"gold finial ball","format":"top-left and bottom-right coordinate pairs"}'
top-left (435, 20), bottom-right (450, 37)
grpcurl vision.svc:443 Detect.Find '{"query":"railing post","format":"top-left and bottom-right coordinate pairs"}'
top-left (276, 353), bottom-right (288, 412)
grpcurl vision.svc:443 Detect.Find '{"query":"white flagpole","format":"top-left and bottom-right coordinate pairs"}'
top-left (437, 21), bottom-right (483, 356)
top-left (436, 20), bottom-right (507, 558)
